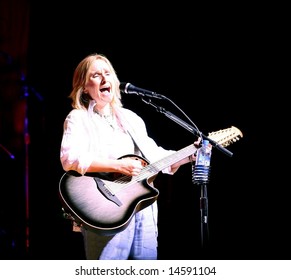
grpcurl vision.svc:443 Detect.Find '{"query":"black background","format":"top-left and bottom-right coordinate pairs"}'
top-left (1, 2), bottom-right (287, 260)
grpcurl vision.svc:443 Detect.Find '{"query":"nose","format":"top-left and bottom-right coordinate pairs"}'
top-left (100, 72), bottom-right (107, 83)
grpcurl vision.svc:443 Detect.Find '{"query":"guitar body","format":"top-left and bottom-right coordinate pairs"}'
top-left (59, 155), bottom-right (159, 236)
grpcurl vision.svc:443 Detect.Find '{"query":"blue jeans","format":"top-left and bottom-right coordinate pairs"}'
top-left (82, 202), bottom-right (158, 260)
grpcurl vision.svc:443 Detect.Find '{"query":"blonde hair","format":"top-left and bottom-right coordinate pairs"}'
top-left (69, 53), bottom-right (123, 110)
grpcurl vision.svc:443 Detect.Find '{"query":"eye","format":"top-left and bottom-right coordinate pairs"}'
top-left (92, 73), bottom-right (100, 78)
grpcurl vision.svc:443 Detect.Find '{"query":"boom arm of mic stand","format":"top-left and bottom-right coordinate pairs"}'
top-left (141, 98), bottom-right (233, 157)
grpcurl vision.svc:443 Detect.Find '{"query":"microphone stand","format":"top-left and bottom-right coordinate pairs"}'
top-left (22, 82), bottom-right (30, 254)
top-left (140, 97), bottom-right (233, 252)
top-left (140, 97), bottom-right (233, 156)
top-left (20, 73), bottom-right (44, 255)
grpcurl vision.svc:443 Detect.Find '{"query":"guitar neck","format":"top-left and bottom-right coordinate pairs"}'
top-left (132, 126), bottom-right (242, 182)
top-left (136, 143), bottom-right (197, 181)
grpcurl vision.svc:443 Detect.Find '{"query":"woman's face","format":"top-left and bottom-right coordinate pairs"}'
top-left (84, 59), bottom-right (114, 106)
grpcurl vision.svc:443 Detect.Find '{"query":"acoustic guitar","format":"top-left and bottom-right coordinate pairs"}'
top-left (59, 126), bottom-right (243, 235)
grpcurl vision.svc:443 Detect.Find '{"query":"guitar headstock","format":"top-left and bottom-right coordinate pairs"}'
top-left (208, 126), bottom-right (243, 147)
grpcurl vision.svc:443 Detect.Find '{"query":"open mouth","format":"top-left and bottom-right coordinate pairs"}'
top-left (100, 87), bottom-right (110, 93)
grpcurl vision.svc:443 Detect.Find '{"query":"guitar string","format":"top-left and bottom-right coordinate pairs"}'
top-left (105, 127), bottom-right (241, 193)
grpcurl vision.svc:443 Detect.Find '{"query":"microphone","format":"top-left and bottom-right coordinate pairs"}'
top-left (119, 82), bottom-right (165, 99)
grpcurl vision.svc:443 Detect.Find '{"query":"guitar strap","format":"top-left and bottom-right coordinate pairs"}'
top-left (127, 129), bottom-right (148, 160)
top-left (114, 107), bottom-right (150, 162)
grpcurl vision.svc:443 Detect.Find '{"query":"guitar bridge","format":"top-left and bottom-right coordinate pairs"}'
top-left (94, 177), bottom-right (122, 207)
